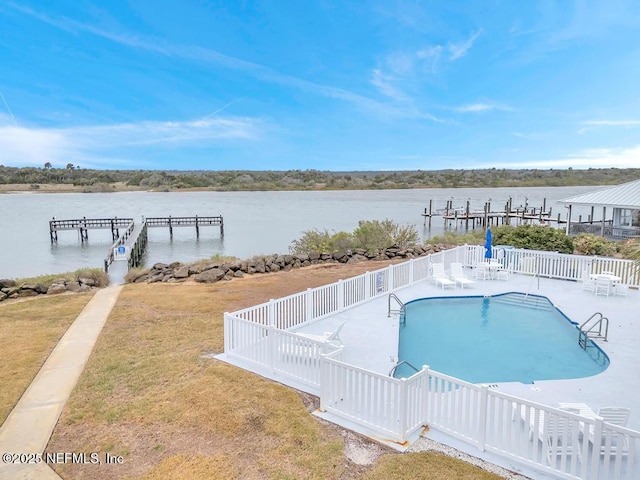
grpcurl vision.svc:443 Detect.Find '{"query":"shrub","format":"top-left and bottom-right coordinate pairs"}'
top-left (491, 224), bottom-right (574, 253)
top-left (619, 239), bottom-right (640, 261)
top-left (427, 230), bottom-right (486, 246)
top-left (289, 229), bottom-right (336, 254)
top-left (352, 219), bottom-right (419, 251)
top-left (289, 219), bottom-right (419, 254)
top-left (572, 233), bottom-right (618, 256)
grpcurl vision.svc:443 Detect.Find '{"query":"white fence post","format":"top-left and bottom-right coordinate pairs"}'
top-left (589, 417), bottom-right (604, 477)
top-left (268, 325), bottom-right (276, 373)
top-left (337, 279), bottom-right (344, 311)
top-left (388, 266), bottom-right (395, 292)
top-left (223, 312), bottom-right (231, 353)
top-left (364, 271), bottom-right (371, 298)
top-left (305, 289), bottom-right (312, 322)
top-left (319, 354), bottom-right (328, 412)
top-left (268, 299), bottom-right (275, 327)
top-left (477, 384), bottom-right (489, 452)
top-left (409, 258), bottom-right (415, 284)
top-left (399, 378), bottom-right (408, 441)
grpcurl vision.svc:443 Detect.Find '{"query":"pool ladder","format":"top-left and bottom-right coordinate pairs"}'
top-left (389, 360), bottom-right (419, 377)
top-left (388, 293), bottom-right (406, 326)
top-left (578, 312), bottom-right (609, 349)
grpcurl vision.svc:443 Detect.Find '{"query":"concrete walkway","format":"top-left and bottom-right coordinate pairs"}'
top-left (0, 285), bottom-right (123, 480)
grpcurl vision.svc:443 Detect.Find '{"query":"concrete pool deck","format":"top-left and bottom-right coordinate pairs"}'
top-left (293, 271), bottom-right (640, 434)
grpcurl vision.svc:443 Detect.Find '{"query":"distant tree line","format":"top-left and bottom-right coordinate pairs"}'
top-left (0, 165), bottom-right (639, 191)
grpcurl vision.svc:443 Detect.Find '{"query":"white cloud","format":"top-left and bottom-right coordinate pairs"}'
top-left (583, 120), bottom-right (640, 126)
top-left (448, 30), bottom-right (483, 61)
top-left (10, 4), bottom-right (439, 123)
top-left (0, 116), bottom-right (262, 168)
top-left (453, 102), bottom-right (513, 113)
top-left (416, 45), bottom-right (444, 74)
top-left (370, 69), bottom-right (407, 101)
top-left (485, 145), bottom-right (640, 169)
top-left (578, 119), bottom-right (640, 135)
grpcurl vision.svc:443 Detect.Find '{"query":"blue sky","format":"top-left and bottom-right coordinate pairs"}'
top-left (1, 1), bottom-right (640, 171)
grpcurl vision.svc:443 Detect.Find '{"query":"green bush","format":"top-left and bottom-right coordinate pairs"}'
top-left (289, 229), bottom-right (337, 254)
top-left (427, 230), bottom-right (486, 246)
top-left (289, 219), bottom-right (419, 254)
top-left (572, 233), bottom-right (618, 256)
top-left (352, 219), bottom-right (419, 251)
top-left (491, 224), bottom-right (574, 253)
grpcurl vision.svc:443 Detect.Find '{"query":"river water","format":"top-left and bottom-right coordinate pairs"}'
top-left (0, 186), bottom-right (597, 279)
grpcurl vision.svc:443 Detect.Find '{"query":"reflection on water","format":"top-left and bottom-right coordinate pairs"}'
top-left (0, 186), bottom-right (598, 278)
top-left (481, 297), bottom-right (490, 327)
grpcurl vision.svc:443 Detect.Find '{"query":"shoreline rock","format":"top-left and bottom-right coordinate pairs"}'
top-left (130, 243), bottom-right (456, 285)
top-left (0, 277), bottom-right (100, 303)
top-left (0, 243), bottom-right (457, 301)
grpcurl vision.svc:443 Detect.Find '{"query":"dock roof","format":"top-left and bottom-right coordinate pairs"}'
top-left (559, 178), bottom-right (640, 209)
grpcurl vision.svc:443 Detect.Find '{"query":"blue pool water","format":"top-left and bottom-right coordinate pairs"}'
top-left (395, 293), bottom-right (609, 383)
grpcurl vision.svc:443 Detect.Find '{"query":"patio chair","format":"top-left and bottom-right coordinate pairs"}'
top-left (582, 276), bottom-right (596, 293)
top-left (595, 276), bottom-right (612, 296)
top-left (431, 263), bottom-right (456, 290)
top-left (588, 407), bottom-right (631, 455)
top-left (612, 283), bottom-right (629, 296)
top-left (472, 262), bottom-right (491, 280)
top-left (297, 321), bottom-right (345, 346)
top-left (450, 263), bottom-right (475, 288)
top-left (495, 267), bottom-right (510, 281)
top-left (544, 412), bottom-right (582, 466)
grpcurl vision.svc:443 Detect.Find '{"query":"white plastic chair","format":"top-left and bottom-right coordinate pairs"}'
top-left (496, 267), bottom-right (510, 281)
top-left (544, 412), bottom-right (582, 466)
top-left (431, 263), bottom-right (456, 290)
top-left (473, 262), bottom-right (491, 280)
top-left (594, 276), bottom-right (612, 296)
top-left (613, 283), bottom-right (629, 296)
top-left (582, 276), bottom-right (596, 293)
top-left (450, 263), bottom-right (475, 288)
top-left (588, 407), bottom-right (631, 455)
top-left (297, 322), bottom-right (345, 345)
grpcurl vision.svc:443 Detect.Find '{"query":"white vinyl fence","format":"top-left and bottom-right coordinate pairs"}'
top-left (317, 360), bottom-right (640, 480)
top-left (223, 245), bottom-right (640, 480)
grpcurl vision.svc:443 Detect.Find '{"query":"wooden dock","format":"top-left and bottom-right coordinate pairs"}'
top-left (49, 215), bottom-right (224, 272)
top-left (421, 197), bottom-right (566, 229)
top-left (144, 215), bottom-right (224, 236)
top-left (49, 217), bottom-right (134, 242)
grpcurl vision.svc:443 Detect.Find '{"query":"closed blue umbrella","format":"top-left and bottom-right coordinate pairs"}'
top-left (484, 227), bottom-right (492, 259)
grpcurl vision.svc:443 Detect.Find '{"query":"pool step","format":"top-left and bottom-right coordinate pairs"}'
top-left (582, 338), bottom-right (609, 366)
top-left (490, 293), bottom-right (554, 311)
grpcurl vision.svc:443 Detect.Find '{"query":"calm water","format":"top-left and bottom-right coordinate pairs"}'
top-left (396, 294), bottom-right (609, 384)
top-left (0, 186), bottom-right (596, 279)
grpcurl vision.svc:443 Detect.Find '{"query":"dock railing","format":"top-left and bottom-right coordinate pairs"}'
top-left (104, 220), bottom-right (136, 271)
top-left (223, 245), bottom-right (640, 479)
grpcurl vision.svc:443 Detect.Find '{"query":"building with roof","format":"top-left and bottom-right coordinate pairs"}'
top-left (559, 178), bottom-right (640, 239)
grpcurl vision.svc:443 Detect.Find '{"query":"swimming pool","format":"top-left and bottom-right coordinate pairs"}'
top-left (394, 292), bottom-right (609, 383)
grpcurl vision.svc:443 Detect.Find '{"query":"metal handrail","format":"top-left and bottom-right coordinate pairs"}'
top-left (579, 312), bottom-right (609, 348)
top-left (389, 360), bottom-right (420, 377)
top-left (388, 293), bottom-right (405, 318)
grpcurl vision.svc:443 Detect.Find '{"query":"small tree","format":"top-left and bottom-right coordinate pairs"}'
top-left (44, 162), bottom-right (52, 169)
top-left (352, 219), bottom-right (419, 250)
